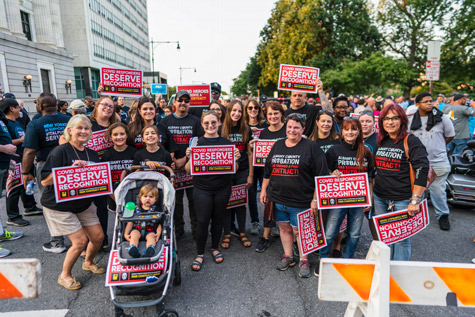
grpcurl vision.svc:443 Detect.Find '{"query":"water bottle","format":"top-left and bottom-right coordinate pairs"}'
top-left (123, 202), bottom-right (136, 218)
top-left (25, 180), bottom-right (36, 195)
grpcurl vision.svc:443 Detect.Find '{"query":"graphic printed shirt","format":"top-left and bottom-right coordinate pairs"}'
top-left (315, 136), bottom-right (340, 154)
top-left (259, 125), bottom-right (287, 141)
top-left (101, 146), bottom-right (137, 187)
top-left (6, 119), bottom-right (25, 159)
top-left (159, 114), bottom-right (204, 158)
top-left (133, 147), bottom-right (173, 176)
top-left (285, 104), bottom-right (320, 137)
top-left (228, 125), bottom-right (252, 171)
top-left (325, 141), bottom-right (375, 179)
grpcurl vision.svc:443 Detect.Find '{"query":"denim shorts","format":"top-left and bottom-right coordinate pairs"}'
top-left (274, 203), bottom-right (308, 227)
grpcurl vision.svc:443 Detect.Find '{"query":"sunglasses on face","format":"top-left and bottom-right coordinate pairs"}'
top-left (248, 106), bottom-right (259, 110)
top-left (178, 99), bottom-right (190, 104)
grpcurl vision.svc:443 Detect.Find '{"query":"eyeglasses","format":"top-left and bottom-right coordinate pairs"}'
top-left (210, 108), bottom-right (221, 112)
top-left (382, 116), bottom-right (401, 122)
top-left (203, 121), bottom-right (218, 126)
top-left (178, 99), bottom-right (190, 103)
top-left (100, 103), bottom-right (114, 109)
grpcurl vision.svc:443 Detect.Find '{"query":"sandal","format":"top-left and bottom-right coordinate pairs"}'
top-left (239, 234), bottom-right (252, 247)
top-left (191, 255), bottom-right (204, 271)
top-left (211, 249), bottom-right (224, 264)
top-left (220, 235), bottom-right (231, 249)
top-left (58, 275), bottom-right (82, 290)
top-left (82, 263), bottom-right (106, 274)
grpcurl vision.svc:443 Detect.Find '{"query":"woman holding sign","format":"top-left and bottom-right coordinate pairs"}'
top-left (40, 115), bottom-right (105, 290)
top-left (318, 119), bottom-right (374, 267)
top-left (373, 104), bottom-right (429, 261)
top-left (185, 111), bottom-right (241, 271)
top-left (260, 114), bottom-right (328, 278)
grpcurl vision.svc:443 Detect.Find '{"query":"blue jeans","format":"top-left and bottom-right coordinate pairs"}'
top-left (274, 203), bottom-right (307, 227)
top-left (428, 165), bottom-right (451, 219)
top-left (320, 207), bottom-right (364, 259)
top-left (447, 138), bottom-right (468, 156)
top-left (373, 193), bottom-right (411, 261)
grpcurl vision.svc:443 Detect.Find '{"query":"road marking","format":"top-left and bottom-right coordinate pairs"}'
top-left (0, 310), bottom-right (68, 317)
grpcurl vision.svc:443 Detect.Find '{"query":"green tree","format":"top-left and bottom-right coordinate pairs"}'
top-left (231, 55), bottom-right (261, 96)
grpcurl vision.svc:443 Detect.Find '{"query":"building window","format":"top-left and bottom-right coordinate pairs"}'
top-left (40, 69), bottom-right (51, 93)
top-left (91, 69), bottom-right (100, 98)
top-left (20, 11), bottom-right (32, 41)
top-left (74, 67), bottom-right (86, 99)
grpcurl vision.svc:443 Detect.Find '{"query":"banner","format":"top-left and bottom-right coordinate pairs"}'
top-left (101, 67), bottom-right (143, 97)
top-left (373, 200), bottom-right (429, 245)
top-left (6, 163), bottom-right (22, 197)
top-left (253, 140), bottom-right (276, 167)
top-left (176, 84), bottom-right (211, 107)
top-left (339, 215), bottom-right (348, 233)
top-left (252, 128), bottom-right (264, 139)
top-left (151, 84), bottom-right (167, 95)
top-left (350, 113), bottom-right (380, 134)
top-left (105, 247), bottom-right (168, 286)
top-left (315, 173), bottom-right (371, 209)
top-left (174, 170), bottom-right (193, 190)
top-left (278, 64), bottom-right (320, 93)
top-left (227, 184), bottom-right (247, 209)
top-left (52, 162), bottom-right (113, 203)
top-left (85, 130), bottom-right (114, 157)
top-left (297, 209), bottom-right (327, 256)
top-left (190, 145), bottom-right (236, 175)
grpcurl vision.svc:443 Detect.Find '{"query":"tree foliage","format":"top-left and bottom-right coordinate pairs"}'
top-left (231, 55), bottom-right (261, 96)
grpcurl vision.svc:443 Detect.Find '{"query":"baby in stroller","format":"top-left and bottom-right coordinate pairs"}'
top-left (124, 184), bottom-right (164, 258)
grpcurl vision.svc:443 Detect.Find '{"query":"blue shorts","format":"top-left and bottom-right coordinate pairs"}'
top-left (274, 203), bottom-right (308, 227)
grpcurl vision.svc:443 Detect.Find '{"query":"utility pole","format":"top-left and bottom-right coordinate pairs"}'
top-left (150, 38), bottom-right (180, 83)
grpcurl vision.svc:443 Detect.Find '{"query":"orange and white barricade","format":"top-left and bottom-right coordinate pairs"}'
top-left (318, 241), bottom-right (475, 317)
top-left (0, 258), bottom-right (41, 299)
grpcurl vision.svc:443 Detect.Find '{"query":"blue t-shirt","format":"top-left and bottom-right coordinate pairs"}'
top-left (0, 120), bottom-right (13, 169)
top-left (23, 113), bottom-right (70, 161)
top-left (6, 119), bottom-right (25, 160)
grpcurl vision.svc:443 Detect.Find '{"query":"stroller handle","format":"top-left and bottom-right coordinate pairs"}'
top-left (120, 164), bottom-right (176, 183)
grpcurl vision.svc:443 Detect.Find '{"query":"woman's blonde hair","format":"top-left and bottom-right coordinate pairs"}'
top-left (63, 114), bottom-right (92, 142)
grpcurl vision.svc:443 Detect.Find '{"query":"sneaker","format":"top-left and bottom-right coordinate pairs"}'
top-left (43, 241), bottom-right (67, 254)
top-left (270, 226), bottom-right (280, 237)
top-left (314, 260), bottom-right (320, 277)
top-left (255, 237), bottom-right (270, 253)
top-left (6, 218), bottom-right (30, 227)
top-left (293, 241), bottom-right (299, 258)
top-left (0, 245), bottom-right (11, 258)
top-left (276, 255), bottom-right (296, 271)
top-left (23, 206), bottom-right (43, 216)
top-left (128, 245), bottom-right (140, 258)
top-left (438, 215), bottom-right (450, 231)
top-left (143, 245), bottom-right (155, 257)
top-left (250, 222), bottom-right (260, 235)
top-left (299, 260), bottom-right (311, 278)
top-left (0, 230), bottom-right (24, 241)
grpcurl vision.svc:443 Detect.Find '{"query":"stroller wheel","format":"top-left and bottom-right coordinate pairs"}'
top-left (173, 260), bottom-right (182, 286)
top-left (159, 309), bottom-right (179, 317)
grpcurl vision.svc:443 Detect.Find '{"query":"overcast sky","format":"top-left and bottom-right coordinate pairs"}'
top-left (148, 0), bottom-right (277, 94)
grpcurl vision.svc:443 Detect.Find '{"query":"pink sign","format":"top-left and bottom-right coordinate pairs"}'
top-left (297, 209), bottom-right (327, 256)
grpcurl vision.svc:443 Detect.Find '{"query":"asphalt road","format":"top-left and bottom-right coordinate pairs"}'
top-left (1, 191), bottom-right (475, 317)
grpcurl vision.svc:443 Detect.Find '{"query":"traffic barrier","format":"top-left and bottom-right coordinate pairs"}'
top-left (318, 241), bottom-right (475, 317)
top-left (0, 258), bottom-right (41, 299)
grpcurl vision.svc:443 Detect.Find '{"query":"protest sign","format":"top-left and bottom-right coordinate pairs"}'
top-left (151, 84), bottom-right (167, 95)
top-left (85, 130), bottom-right (114, 157)
top-left (52, 162), bottom-right (113, 203)
top-left (373, 200), bottom-right (429, 245)
top-left (105, 247), bottom-right (168, 286)
top-left (339, 215), bottom-right (348, 233)
top-left (101, 67), bottom-right (143, 97)
top-left (227, 184), bottom-right (247, 209)
top-left (253, 140), bottom-right (276, 167)
top-left (6, 163), bottom-right (22, 197)
top-left (252, 128), bottom-right (264, 139)
top-left (278, 64), bottom-right (320, 93)
top-left (315, 173), bottom-right (371, 209)
top-left (174, 170), bottom-right (193, 190)
top-left (350, 113), bottom-right (379, 134)
top-left (176, 84), bottom-right (211, 107)
top-left (297, 209), bottom-right (327, 256)
top-left (190, 145), bottom-right (236, 175)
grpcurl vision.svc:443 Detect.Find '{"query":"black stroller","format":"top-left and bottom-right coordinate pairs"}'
top-left (106, 165), bottom-right (181, 317)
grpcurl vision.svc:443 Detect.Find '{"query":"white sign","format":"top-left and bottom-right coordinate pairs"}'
top-left (426, 60), bottom-right (440, 81)
top-left (427, 41), bottom-right (441, 61)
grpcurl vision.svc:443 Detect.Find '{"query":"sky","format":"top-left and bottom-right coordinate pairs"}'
top-left (147, 0), bottom-right (277, 94)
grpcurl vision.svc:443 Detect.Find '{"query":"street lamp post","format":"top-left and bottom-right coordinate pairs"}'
top-left (150, 38), bottom-right (180, 83)
top-left (179, 67), bottom-right (196, 85)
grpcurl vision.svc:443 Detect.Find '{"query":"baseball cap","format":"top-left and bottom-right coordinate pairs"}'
top-left (453, 93), bottom-right (466, 102)
top-left (176, 90), bottom-right (191, 99)
top-left (70, 99), bottom-right (86, 110)
top-left (2, 92), bottom-right (16, 99)
top-left (211, 82), bottom-right (221, 92)
top-left (437, 94), bottom-right (445, 97)
top-left (260, 95), bottom-right (268, 102)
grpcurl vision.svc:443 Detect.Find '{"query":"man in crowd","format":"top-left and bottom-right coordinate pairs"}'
top-left (84, 96), bottom-right (95, 115)
top-left (117, 96), bottom-right (129, 121)
top-left (442, 93), bottom-right (475, 155)
top-left (189, 82), bottom-right (221, 118)
top-left (69, 99), bottom-right (87, 115)
top-left (436, 94), bottom-right (446, 111)
top-left (22, 92), bottom-right (70, 253)
top-left (332, 95), bottom-right (350, 132)
top-left (409, 92), bottom-right (455, 230)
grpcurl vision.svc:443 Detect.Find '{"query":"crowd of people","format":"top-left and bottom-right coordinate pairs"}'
top-left (0, 81), bottom-right (472, 287)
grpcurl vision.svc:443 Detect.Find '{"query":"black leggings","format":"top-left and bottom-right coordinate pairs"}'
top-left (193, 185), bottom-right (232, 254)
top-left (223, 169), bottom-right (248, 235)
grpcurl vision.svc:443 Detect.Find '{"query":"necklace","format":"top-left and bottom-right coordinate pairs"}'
top-left (71, 143), bottom-right (90, 162)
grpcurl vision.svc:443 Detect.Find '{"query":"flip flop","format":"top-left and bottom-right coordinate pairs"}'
top-left (220, 235), bottom-right (231, 249)
top-left (239, 234), bottom-right (252, 247)
top-left (191, 255), bottom-right (204, 272)
top-left (82, 263), bottom-right (106, 274)
top-left (58, 276), bottom-right (82, 290)
top-left (211, 249), bottom-right (224, 264)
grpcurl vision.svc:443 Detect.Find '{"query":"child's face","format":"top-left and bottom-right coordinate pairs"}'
top-left (111, 127), bottom-right (127, 147)
top-left (143, 127), bottom-right (159, 146)
top-left (140, 192), bottom-right (157, 208)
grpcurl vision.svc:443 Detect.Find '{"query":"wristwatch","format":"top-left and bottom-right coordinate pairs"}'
top-left (410, 198), bottom-right (420, 205)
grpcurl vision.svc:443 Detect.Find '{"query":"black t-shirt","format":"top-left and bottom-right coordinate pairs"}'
top-left (188, 107), bottom-right (208, 119)
top-left (192, 136), bottom-right (234, 191)
top-left (249, 122), bottom-right (269, 138)
top-left (6, 119), bottom-right (25, 160)
top-left (133, 147), bottom-right (173, 176)
top-left (228, 125), bottom-right (252, 171)
top-left (285, 104), bottom-right (320, 137)
top-left (157, 123), bottom-right (179, 154)
top-left (264, 138), bottom-right (328, 208)
top-left (23, 113), bottom-right (70, 161)
top-left (259, 125), bottom-right (287, 141)
top-left (41, 143), bottom-right (100, 213)
top-left (325, 141), bottom-right (375, 179)
top-left (373, 134), bottom-right (429, 201)
top-left (101, 146), bottom-right (137, 188)
top-left (315, 136), bottom-right (340, 154)
top-left (0, 120), bottom-right (13, 169)
top-left (363, 133), bottom-right (378, 154)
top-left (159, 113), bottom-right (204, 159)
